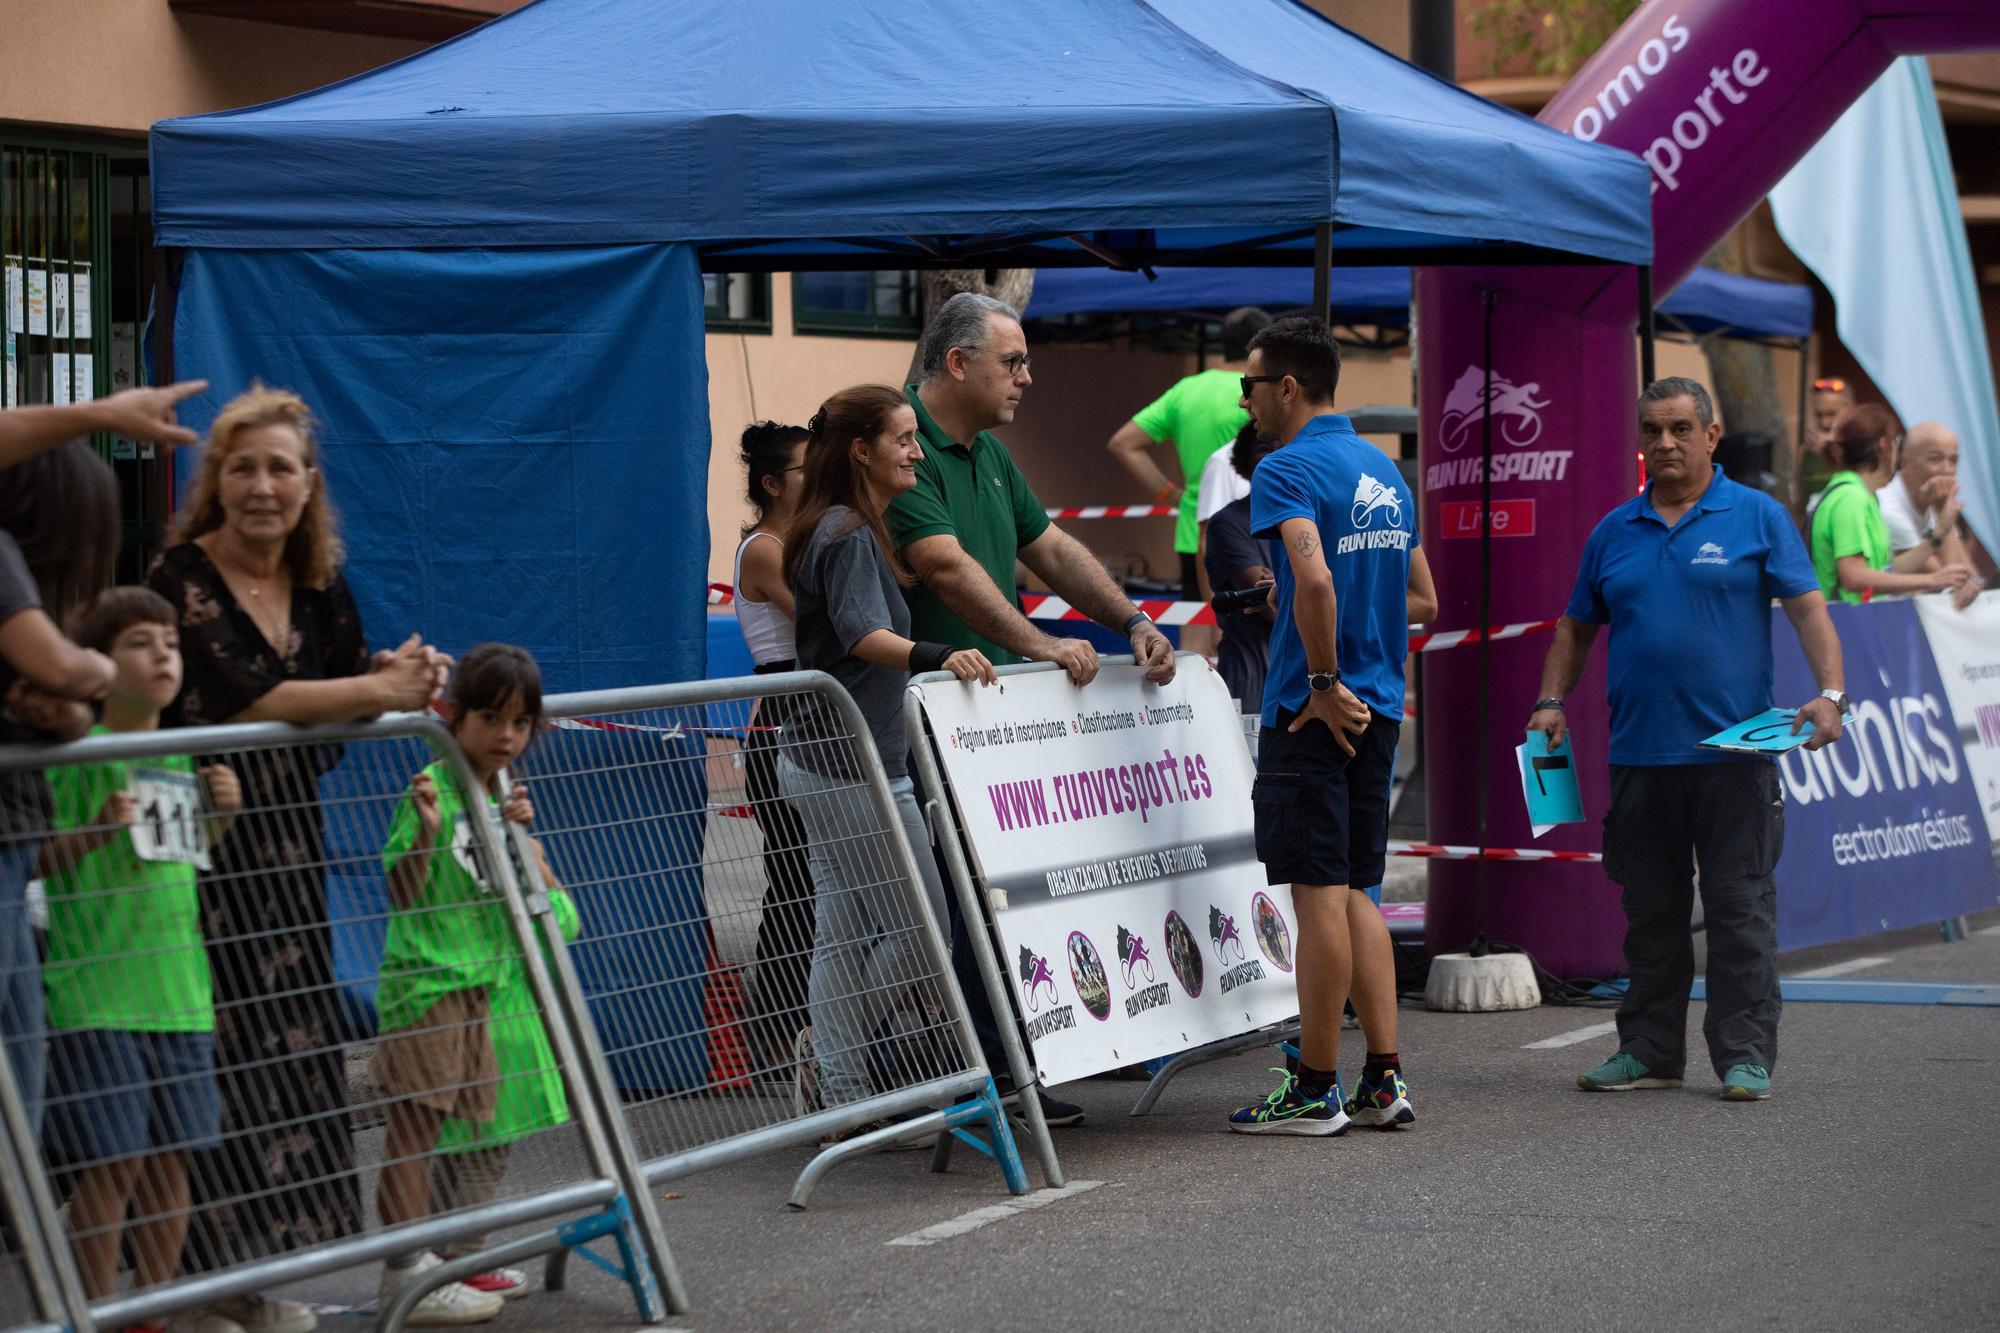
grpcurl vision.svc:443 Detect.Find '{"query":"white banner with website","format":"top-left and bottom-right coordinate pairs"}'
top-left (1913, 591), bottom-right (2000, 850)
top-left (911, 658), bottom-right (1298, 1086)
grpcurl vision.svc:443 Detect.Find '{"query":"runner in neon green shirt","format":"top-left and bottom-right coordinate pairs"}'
top-left (1105, 308), bottom-right (1270, 597)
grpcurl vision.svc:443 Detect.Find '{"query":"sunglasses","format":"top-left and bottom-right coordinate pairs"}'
top-left (1240, 374), bottom-right (1286, 397)
top-left (1813, 377), bottom-right (1849, 393)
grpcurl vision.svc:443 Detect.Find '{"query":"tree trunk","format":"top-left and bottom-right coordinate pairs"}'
top-left (903, 269), bottom-right (1037, 384)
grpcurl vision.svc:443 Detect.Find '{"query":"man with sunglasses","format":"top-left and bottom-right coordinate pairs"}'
top-left (887, 291), bottom-right (1176, 1129)
top-left (1803, 377), bottom-right (1854, 515)
top-left (1226, 317), bottom-right (1437, 1135)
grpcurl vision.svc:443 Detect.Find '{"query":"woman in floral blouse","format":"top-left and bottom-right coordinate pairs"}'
top-left (149, 385), bottom-right (445, 1333)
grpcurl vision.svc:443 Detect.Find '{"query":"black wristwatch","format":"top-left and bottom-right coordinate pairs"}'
top-left (1533, 697), bottom-right (1565, 713)
top-left (1307, 668), bottom-right (1342, 693)
top-left (1122, 611), bottom-right (1153, 637)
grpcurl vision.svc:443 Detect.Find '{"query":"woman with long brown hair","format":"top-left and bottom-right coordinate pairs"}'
top-left (776, 385), bottom-right (993, 1123)
top-left (148, 384), bottom-right (446, 1333)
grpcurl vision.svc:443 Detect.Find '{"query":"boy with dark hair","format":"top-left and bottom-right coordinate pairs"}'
top-left (38, 587), bottom-right (240, 1319)
top-left (1228, 318), bottom-right (1437, 1135)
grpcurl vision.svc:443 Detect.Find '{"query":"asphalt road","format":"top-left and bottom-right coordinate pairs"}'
top-left (5, 910), bottom-right (1988, 1330)
top-left (249, 907), bottom-right (2000, 1332)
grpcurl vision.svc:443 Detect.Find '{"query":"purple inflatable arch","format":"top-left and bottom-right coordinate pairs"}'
top-left (1417, 0), bottom-right (2000, 976)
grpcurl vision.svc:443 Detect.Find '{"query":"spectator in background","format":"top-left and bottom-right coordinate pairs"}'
top-left (1877, 421), bottom-right (1985, 610)
top-left (0, 440), bottom-right (121, 1138)
top-left (1201, 423), bottom-right (1277, 716)
top-left (150, 384), bottom-right (446, 1332)
top-left (731, 421), bottom-right (818, 1078)
top-left (1106, 307), bottom-right (1271, 607)
top-left (779, 384), bottom-right (995, 1132)
top-left (888, 292), bottom-right (1175, 1130)
top-left (1808, 404), bottom-right (1971, 604)
top-left (1801, 376), bottom-right (1854, 515)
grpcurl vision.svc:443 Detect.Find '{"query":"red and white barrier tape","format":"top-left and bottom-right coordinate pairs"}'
top-left (710, 581), bottom-right (1558, 653)
top-left (1406, 618), bottom-right (1561, 654)
top-left (1388, 841), bottom-right (1601, 863)
top-left (1045, 504), bottom-right (1177, 519)
top-left (1018, 593), bottom-right (1217, 626)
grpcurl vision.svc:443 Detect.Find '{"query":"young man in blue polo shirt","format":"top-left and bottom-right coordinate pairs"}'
top-left (1529, 377), bottom-right (1847, 1102)
top-left (1228, 318), bottom-right (1438, 1135)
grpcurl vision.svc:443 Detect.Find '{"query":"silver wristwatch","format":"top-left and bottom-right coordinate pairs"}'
top-left (1818, 688), bottom-right (1849, 713)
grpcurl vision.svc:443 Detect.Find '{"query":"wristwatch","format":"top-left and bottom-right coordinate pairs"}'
top-left (1533, 697), bottom-right (1565, 713)
top-left (1924, 527), bottom-right (1944, 549)
top-left (1307, 669), bottom-right (1342, 693)
top-left (1122, 611), bottom-right (1153, 637)
top-left (1818, 688), bottom-right (1849, 713)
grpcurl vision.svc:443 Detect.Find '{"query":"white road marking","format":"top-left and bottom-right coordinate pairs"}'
top-left (884, 1180), bottom-right (1105, 1247)
top-left (1522, 1020), bottom-right (1617, 1050)
top-left (1975, 924), bottom-right (2000, 938)
top-left (1789, 956), bottom-right (1890, 979)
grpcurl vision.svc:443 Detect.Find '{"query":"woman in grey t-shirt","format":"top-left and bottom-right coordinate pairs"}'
top-left (778, 385), bottom-right (994, 1121)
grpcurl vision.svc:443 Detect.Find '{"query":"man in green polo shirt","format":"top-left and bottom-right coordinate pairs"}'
top-left (887, 291), bottom-right (1174, 1131)
top-left (888, 291), bottom-right (1175, 684)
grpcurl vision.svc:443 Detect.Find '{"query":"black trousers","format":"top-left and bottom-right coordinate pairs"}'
top-left (1604, 761), bottom-right (1785, 1080)
top-left (908, 755), bottom-right (1012, 1079)
top-left (744, 680), bottom-right (817, 1066)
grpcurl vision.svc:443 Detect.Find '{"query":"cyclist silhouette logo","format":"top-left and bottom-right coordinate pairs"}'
top-left (1018, 945), bottom-right (1059, 1012)
top-left (1209, 904), bottom-right (1246, 963)
top-left (1437, 365), bottom-right (1551, 454)
top-left (1350, 472), bottom-right (1405, 530)
top-left (1117, 925), bottom-right (1156, 989)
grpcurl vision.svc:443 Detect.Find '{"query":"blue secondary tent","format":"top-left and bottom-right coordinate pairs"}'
top-left (1028, 265), bottom-right (1815, 341)
top-left (148, 0), bottom-right (1651, 1078)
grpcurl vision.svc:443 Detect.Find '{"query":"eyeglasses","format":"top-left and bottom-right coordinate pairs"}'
top-left (988, 351), bottom-right (1032, 377)
top-left (1240, 374), bottom-right (1286, 398)
top-left (777, 465), bottom-right (805, 474)
top-left (1813, 377), bottom-right (1849, 393)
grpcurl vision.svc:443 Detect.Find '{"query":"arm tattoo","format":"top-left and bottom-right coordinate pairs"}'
top-left (1292, 529), bottom-right (1320, 559)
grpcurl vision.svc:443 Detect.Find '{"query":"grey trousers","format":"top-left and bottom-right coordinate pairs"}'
top-left (777, 757), bottom-right (948, 1107)
top-left (1604, 761), bottom-right (1785, 1080)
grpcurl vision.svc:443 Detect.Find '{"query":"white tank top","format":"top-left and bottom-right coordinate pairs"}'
top-left (732, 531), bottom-right (796, 666)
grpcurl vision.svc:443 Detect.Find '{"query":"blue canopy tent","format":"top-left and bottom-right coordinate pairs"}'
top-left (147, 0), bottom-right (1652, 1087)
top-left (1027, 264), bottom-right (1814, 341)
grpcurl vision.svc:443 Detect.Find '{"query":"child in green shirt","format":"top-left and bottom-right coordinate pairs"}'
top-left (374, 643), bottom-right (569, 1322)
top-left (37, 587), bottom-right (240, 1309)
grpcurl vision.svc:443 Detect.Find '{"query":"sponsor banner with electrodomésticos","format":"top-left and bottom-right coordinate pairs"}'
top-left (913, 660), bottom-right (1299, 1086)
top-left (1770, 598), bottom-right (1998, 948)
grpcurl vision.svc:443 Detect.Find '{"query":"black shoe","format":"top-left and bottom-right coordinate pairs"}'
top-left (991, 1076), bottom-right (1086, 1128)
top-left (1035, 1089), bottom-right (1085, 1128)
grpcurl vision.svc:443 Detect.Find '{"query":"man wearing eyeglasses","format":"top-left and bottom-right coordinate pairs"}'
top-left (1226, 317), bottom-right (1437, 1136)
top-left (888, 291), bottom-right (1176, 688)
top-left (887, 291), bottom-right (1175, 1130)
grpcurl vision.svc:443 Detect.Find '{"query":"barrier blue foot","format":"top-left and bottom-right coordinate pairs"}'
top-left (554, 1196), bottom-right (664, 1323)
top-left (942, 1076), bottom-right (1029, 1194)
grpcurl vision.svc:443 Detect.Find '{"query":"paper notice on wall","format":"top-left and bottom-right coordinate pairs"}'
top-left (2, 333), bottom-right (12, 408)
top-left (4, 259), bottom-right (90, 338)
top-left (50, 353), bottom-right (92, 406)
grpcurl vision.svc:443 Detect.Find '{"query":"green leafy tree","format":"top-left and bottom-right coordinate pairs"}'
top-left (1471, 0), bottom-right (1645, 77)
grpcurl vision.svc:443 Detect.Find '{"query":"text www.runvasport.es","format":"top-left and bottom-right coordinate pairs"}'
top-left (987, 748), bottom-right (1214, 830)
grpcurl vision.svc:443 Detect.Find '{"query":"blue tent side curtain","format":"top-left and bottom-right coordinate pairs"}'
top-left (1024, 264), bottom-right (1814, 343)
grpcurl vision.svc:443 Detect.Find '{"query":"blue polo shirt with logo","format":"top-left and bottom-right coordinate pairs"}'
top-left (1252, 414), bottom-right (1416, 728)
top-left (1566, 465), bottom-right (1818, 766)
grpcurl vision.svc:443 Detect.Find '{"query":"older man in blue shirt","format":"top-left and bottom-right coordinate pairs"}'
top-left (1529, 377), bottom-right (1846, 1103)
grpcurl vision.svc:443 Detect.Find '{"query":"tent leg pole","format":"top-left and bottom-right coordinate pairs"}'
top-left (1637, 263), bottom-right (1656, 386)
top-left (1313, 222), bottom-right (1333, 326)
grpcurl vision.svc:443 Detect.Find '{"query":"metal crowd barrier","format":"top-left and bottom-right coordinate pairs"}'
top-left (391, 672), bottom-right (1026, 1319)
top-left (0, 715), bottom-right (674, 1333)
top-left (0, 671), bottom-right (1023, 1332)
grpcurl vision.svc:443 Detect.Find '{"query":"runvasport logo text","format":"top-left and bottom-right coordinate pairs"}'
top-left (1437, 365), bottom-right (1550, 454)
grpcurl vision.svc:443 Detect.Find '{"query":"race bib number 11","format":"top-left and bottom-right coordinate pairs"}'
top-left (127, 767), bottom-right (212, 870)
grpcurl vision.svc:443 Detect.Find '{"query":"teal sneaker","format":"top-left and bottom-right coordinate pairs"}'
top-left (1720, 1064), bottom-right (1771, 1101)
top-left (1576, 1051), bottom-right (1682, 1092)
top-left (1344, 1065), bottom-right (1416, 1129)
top-left (1228, 1068), bottom-right (1350, 1136)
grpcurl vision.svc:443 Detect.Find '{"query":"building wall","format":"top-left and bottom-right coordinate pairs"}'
top-left (0, 3), bottom-right (428, 136)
